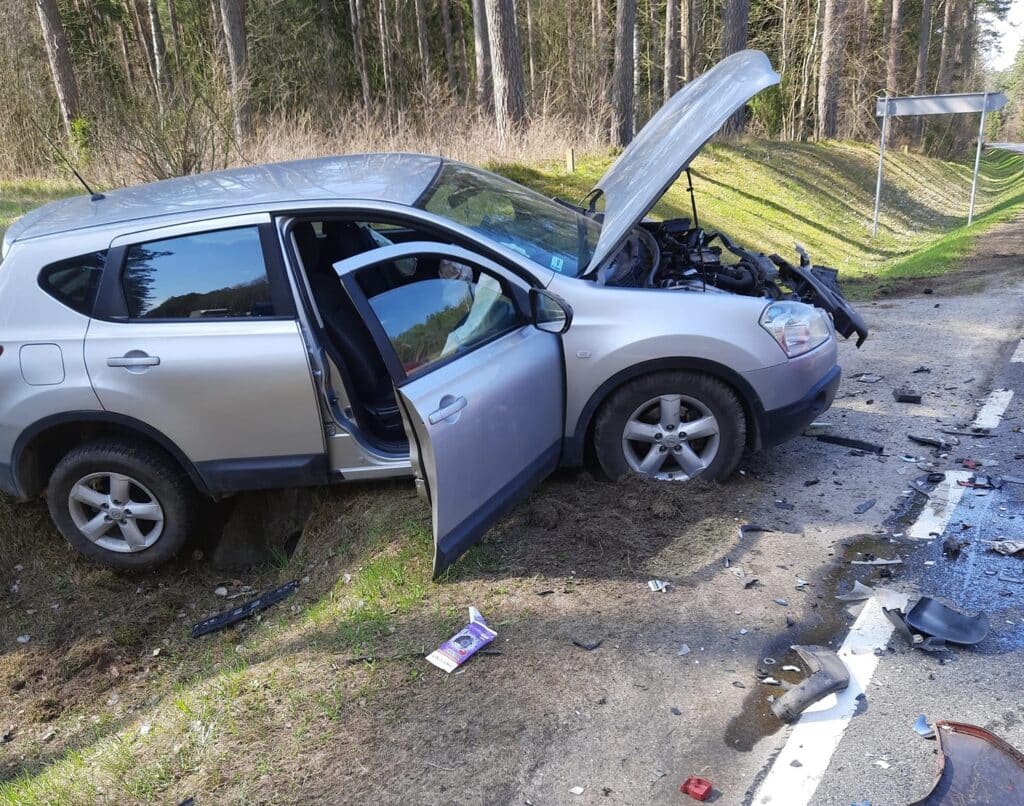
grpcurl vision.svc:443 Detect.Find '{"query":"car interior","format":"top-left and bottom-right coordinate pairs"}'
top-left (290, 218), bottom-right (475, 449)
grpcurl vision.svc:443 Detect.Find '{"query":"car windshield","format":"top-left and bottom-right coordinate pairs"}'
top-left (417, 161), bottom-right (601, 278)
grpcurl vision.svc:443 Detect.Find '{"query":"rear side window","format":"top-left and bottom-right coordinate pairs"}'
top-left (39, 251), bottom-right (107, 316)
top-left (122, 227), bottom-right (276, 319)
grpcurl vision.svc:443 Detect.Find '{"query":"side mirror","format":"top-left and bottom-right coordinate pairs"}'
top-left (529, 288), bottom-right (573, 335)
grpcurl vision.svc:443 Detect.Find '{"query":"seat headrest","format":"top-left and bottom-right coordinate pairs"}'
top-left (292, 222), bottom-right (321, 270)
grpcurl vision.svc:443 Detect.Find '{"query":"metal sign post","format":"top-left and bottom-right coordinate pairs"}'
top-left (870, 91), bottom-right (1007, 237)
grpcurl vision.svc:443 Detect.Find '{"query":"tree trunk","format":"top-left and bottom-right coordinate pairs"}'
top-left (35, 0), bottom-right (81, 137)
top-left (485, 0), bottom-right (526, 140)
top-left (610, 0), bottom-right (636, 146)
top-left (349, 0), bottom-right (372, 107)
top-left (911, 0), bottom-right (932, 144)
top-left (440, 0), bottom-right (458, 92)
top-left (219, 0), bottom-right (251, 138)
top-left (377, 0), bottom-right (393, 113)
top-left (885, 0), bottom-right (904, 94)
top-left (472, 0), bottom-right (493, 112)
top-left (720, 0), bottom-right (749, 134)
top-left (935, 0), bottom-right (955, 93)
top-left (147, 0), bottom-right (171, 98)
top-left (414, 0), bottom-right (431, 85)
top-left (525, 0), bottom-right (537, 96)
top-left (166, 0), bottom-right (181, 63)
top-left (454, 0), bottom-right (470, 98)
top-left (318, 0), bottom-right (338, 98)
top-left (664, 0), bottom-right (679, 97)
top-left (131, 0), bottom-right (159, 93)
top-left (815, 0), bottom-right (847, 139)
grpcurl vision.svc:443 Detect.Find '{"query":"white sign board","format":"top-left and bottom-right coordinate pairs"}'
top-left (875, 92), bottom-right (1007, 118)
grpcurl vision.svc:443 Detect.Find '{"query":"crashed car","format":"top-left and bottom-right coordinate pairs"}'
top-left (0, 49), bottom-right (866, 575)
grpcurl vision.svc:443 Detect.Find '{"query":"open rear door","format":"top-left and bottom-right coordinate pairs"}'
top-left (335, 242), bottom-right (567, 577)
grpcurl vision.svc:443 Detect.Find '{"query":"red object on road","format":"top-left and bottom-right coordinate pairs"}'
top-left (680, 776), bottom-right (713, 801)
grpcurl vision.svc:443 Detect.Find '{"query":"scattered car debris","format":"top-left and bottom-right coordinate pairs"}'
top-left (836, 581), bottom-right (876, 602)
top-left (572, 638), bottom-right (604, 651)
top-left (426, 606), bottom-right (497, 673)
top-left (795, 577), bottom-right (810, 589)
top-left (739, 523), bottom-right (773, 538)
top-left (781, 664), bottom-right (801, 672)
top-left (912, 366), bottom-right (932, 374)
top-left (648, 579), bottom-right (670, 593)
top-left (886, 598), bottom-right (989, 650)
top-left (958, 475), bottom-right (1000, 490)
top-left (192, 580), bottom-right (299, 638)
top-left (813, 434), bottom-right (885, 454)
top-left (998, 570), bottom-right (1024, 584)
top-left (671, 706), bottom-right (683, 715)
top-left (853, 372), bottom-right (884, 384)
top-left (908, 433), bottom-right (958, 450)
top-left (775, 499), bottom-right (796, 511)
top-left (1000, 474), bottom-right (1024, 486)
top-left (941, 428), bottom-right (994, 438)
top-left (678, 643), bottom-right (691, 656)
top-left (15, 635), bottom-right (29, 644)
top-left (914, 714), bottom-right (936, 740)
top-left (680, 776), bottom-right (713, 801)
top-left (763, 657), bottom-right (776, 665)
top-left (851, 556), bottom-right (902, 566)
top-left (854, 498), bottom-right (877, 515)
top-left (771, 645), bottom-right (850, 723)
top-left (568, 786), bottom-right (585, 796)
top-left (804, 421), bottom-right (833, 436)
top-left (874, 759), bottom-right (891, 770)
top-left (942, 536), bottom-right (969, 559)
top-left (893, 388), bottom-right (923, 404)
top-left (760, 676), bottom-right (782, 685)
top-left (213, 586), bottom-right (228, 597)
top-left (913, 722), bottom-right (1024, 805)
top-left (773, 598), bottom-right (789, 607)
top-left (743, 578), bottom-right (760, 589)
top-left (804, 478), bottom-right (820, 487)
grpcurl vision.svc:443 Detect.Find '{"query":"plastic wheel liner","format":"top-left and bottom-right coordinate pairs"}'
top-left (911, 721), bottom-right (1024, 805)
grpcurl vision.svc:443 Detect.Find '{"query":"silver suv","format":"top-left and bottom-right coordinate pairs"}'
top-left (0, 51), bottom-right (866, 575)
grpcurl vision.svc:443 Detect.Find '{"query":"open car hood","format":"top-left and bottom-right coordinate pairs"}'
top-left (585, 50), bottom-right (780, 274)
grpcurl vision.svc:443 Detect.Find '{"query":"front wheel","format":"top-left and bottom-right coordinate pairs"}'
top-left (47, 440), bottom-right (197, 570)
top-left (593, 371), bottom-right (746, 482)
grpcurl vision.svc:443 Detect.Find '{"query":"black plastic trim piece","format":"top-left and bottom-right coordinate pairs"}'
top-left (758, 365), bottom-right (841, 449)
top-left (194, 453), bottom-right (328, 493)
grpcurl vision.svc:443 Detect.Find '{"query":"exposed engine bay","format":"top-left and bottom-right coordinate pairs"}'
top-left (597, 217), bottom-right (869, 347)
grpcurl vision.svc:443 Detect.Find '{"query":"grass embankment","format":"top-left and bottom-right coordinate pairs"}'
top-left (496, 141), bottom-right (1024, 296)
top-left (2, 140), bottom-right (1023, 804)
top-left (0, 179), bottom-right (80, 238)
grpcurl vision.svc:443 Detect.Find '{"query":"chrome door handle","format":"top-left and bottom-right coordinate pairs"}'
top-left (428, 395), bottom-right (467, 424)
top-left (107, 354), bottom-right (160, 368)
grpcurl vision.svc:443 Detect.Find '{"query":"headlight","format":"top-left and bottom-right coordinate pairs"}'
top-left (760, 301), bottom-right (832, 357)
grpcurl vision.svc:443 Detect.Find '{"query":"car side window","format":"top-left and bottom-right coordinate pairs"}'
top-left (39, 250), bottom-right (107, 316)
top-left (122, 227), bottom-right (276, 319)
top-left (364, 261), bottom-right (521, 377)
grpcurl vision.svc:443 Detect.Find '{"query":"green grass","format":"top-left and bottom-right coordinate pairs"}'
top-left (0, 178), bottom-right (81, 240)
top-left (492, 140), bottom-right (1024, 295)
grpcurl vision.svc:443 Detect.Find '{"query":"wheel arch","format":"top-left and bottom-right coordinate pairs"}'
top-left (561, 357), bottom-right (767, 467)
top-left (12, 411), bottom-right (209, 499)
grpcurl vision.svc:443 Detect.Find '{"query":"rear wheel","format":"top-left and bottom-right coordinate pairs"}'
top-left (593, 371), bottom-right (746, 482)
top-left (47, 440), bottom-right (197, 570)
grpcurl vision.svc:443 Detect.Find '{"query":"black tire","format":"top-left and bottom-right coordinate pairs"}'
top-left (47, 439), bottom-right (197, 571)
top-left (593, 370), bottom-right (746, 482)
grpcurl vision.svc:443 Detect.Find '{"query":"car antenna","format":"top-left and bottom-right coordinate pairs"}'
top-left (685, 168), bottom-right (699, 229)
top-left (29, 118), bottom-right (105, 201)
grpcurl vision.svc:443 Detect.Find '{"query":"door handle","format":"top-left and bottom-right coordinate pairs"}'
top-left (428, 395), bottom-right (467, 425)
top-left (107, 353), bottom-right (160, 368)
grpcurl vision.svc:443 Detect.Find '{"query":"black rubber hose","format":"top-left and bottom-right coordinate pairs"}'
top-left (710, 264), bottom-right (756, 291)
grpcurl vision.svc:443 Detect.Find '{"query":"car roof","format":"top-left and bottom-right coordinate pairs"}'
top-left (6, 153), bottom-right (443, 246)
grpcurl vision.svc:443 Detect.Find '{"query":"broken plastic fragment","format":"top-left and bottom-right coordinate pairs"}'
top-left (986, 540), bottom-right (1024, 556)
top-left (903, 598), bottom-right (989, 646)
top-left (647, 579), bottom-right (670, 593)
top-left (568, 786), bottom-right (585, 796)
top-left (836, 581), bottom-right (876, 602)
top-left (854, 498), bottom-right (877, 514)
top-left (771, 645), bottom-right (850, 723)
top-left (851, 556), bottom-right (902, 566)
top-left (914, 714), bottom-right (936, 740)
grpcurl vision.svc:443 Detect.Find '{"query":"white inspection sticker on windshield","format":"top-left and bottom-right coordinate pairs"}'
top-left (550, 255), bottom-right (565, 270)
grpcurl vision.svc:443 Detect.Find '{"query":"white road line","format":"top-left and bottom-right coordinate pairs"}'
top-left (907, 470), bottom-right (971, 539)
top-left (971, 388), bottom-right (1014, 431)
top-left (1011, 339), bottom-right (1024, 363)
top-left (750, 593), bottom-right (908, 806)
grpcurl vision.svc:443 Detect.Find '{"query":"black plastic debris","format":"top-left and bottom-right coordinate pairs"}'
top-left (942, 536), bottom-right (968, 559)
top-left (886, 597), bottom-right (989, 650)
top-left (572, 638), bottom-right (604, 651)
top-left (739, 523), bottom-right (772, 538)
top-left (912, 366), bottom-right (932, 374)
top-left (835, 581), bottom-right (875, 602)
top-left (912, 722), bottom-right (1024, 805)
top-left (191, 579), bottom-right (299, 638)
top-left (771, 645), bottom-right (850, 723)
top-left (893, 388), bottom-right (923, 404)
top-left (814, 435), bottom-right (885, 454)
top-left (854, 498), bottom-right (877, 515)
top-left (908, 434), bottom-right (957, 450)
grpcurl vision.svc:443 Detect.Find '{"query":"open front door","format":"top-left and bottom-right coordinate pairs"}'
top-left (335, 242), bottom-right (568, 577)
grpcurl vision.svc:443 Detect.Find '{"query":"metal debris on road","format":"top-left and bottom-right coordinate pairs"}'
top-left (192, 580), bottom-right (299, 638)
top-left (853, 372), bottom-right (884, 383)
top-left (426, 606), bottom-right (498, 673)
top-left (854, 498), bottom-right (877, 514)
top-left (647, 579), bottom-right (670, 593)
top-left (914, 714), bottom-right (936, 740)
top-left (851, 556), bottom-right (902, 566)
top-left (813, 434), bottom-right (885, 454)
top-left (771, 645), bottom-right (851, 723)
top-left (893, 388), bottom-right (923, 404)
top-left (836, 581), bottom-right (876, 602)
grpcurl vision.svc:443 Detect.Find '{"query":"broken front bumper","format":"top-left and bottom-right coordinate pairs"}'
top-left (758, 364), bottom-right (841, 449)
